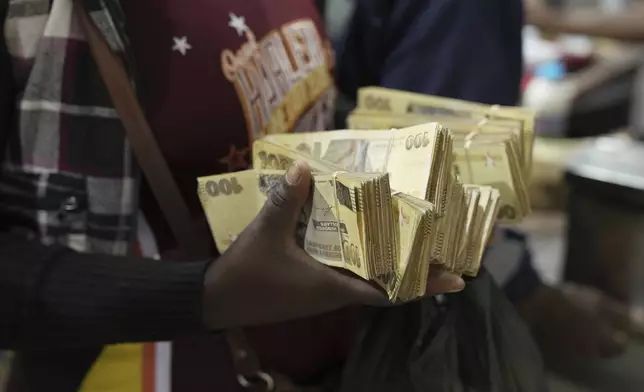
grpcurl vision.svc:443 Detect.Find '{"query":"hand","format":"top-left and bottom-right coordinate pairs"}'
top-left (202, 160), bottom-right (466, 329)
top-left (519, 283), bottom-right (644, 358)
top-left (202, 160), bottom-right (390, 329)
top-left (561, 283), bottom-right (644, 354)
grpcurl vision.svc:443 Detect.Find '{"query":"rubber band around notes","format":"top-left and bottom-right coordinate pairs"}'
top-left (462, 105), bottom-right (499, 180)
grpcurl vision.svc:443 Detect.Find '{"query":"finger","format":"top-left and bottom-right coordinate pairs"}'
top-left (425, 268), bottom-right (465, 296)
top-left (257, 159), bottom-right (312, 233)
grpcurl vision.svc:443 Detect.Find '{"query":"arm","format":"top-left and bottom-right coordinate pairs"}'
top-left (0, 234), bottom-right (211, 350)
top-left (526, 0), bottom-right (644, 41)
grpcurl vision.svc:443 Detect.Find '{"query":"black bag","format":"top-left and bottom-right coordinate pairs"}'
top-left (340, 269), bottom-right (548, 392)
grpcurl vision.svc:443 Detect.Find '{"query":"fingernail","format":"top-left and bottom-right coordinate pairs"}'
top-left (448, 277), bottom-right (466, 293)
top-left (286, 161), bottom-right (302, 186)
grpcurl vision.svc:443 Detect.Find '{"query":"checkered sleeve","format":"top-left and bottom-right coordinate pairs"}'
top-left (2, 0), bottom-right (139, 255)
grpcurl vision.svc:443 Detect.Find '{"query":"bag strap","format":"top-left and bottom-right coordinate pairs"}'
top-left (74, 3), bottom-right (207, 260)
top-left (73, 3), bottom-right (274, 391)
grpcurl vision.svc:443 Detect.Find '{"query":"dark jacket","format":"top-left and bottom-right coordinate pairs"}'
top-left (335, 0), bottom-right (524, 117)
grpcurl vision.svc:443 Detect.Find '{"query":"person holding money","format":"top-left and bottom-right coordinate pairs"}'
top-left (526, 0), bottom-right (644, 41)
top-left (0, 2), bottom-right (466, 392)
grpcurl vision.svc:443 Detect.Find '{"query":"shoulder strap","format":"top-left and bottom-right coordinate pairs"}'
top-left (73, 3), bottom-right (273, 391)
top-left (73, 2), bottom-right (209, 260)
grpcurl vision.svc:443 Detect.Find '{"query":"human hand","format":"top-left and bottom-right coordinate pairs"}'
top-left (201, 160), bottom-right (466, 329)
top-left (520, 283), bottom-right (644, 358)
top-left (561, 283), bottom-right (644, 356)
top-left (202, 160), bottom-right (389, 329)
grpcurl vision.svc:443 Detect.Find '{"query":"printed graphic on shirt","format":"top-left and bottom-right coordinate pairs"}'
top-left (218, 145), bottom-right (250, 172)
top-left (221, 13), bottom-right (336, 141)
top-left (172, 36), bottom-right (192, 55)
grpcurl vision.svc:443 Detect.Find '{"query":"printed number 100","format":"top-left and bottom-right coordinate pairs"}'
top-left (205, 177), bottom-right (243, 197)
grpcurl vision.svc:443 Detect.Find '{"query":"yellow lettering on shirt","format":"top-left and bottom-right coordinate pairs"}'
top-left (221, 17), bottom-right (335, 140)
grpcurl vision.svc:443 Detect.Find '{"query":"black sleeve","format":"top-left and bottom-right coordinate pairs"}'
top-left (0, 233), bottom-right (212, 350)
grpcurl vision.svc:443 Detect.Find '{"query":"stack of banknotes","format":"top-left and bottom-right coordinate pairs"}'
top-left (349, 87), bottom-right (534, 222)
top-left (198, 87), bottom-right (534, 302)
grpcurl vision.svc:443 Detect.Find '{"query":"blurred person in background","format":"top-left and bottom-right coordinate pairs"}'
top-left (326, 0), bottom-right (644, 359)
top-left (526, 0), bottom-right (644, 41)
top-left (0, 1), bottom-right (464, 392)
top-left (526, 0), bottom-right (644, 124)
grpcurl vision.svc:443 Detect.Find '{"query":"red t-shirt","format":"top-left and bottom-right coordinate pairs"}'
top-left (120, 0), bottom-right (358, 388)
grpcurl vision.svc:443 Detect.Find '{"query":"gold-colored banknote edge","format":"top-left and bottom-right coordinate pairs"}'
top-left (354, 86), bottom-right (534, 179)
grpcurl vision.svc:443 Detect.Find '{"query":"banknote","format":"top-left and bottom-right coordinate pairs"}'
top-left (198, 93), bottom-right (535, 302)
top-left (355, 86), bottom-right (535, 178)
top-left (346, 108), bottom-right (530, 223)
top-left (263, 123), bottom-right (453, 214)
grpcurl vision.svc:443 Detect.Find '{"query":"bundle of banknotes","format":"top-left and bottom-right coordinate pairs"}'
top-left (198, 87), bottom-right (534, 302)
top-left (349, 87), bottom-right (534, 222)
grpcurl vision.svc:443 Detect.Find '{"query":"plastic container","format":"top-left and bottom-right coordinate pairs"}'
top-left (522, 60), bottom-right (577, 137)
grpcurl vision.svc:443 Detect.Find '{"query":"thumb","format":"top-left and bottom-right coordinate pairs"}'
top-left (258, 159), bottom-right (312, 233)
top-left (425, 268), bottom-right (466, 296)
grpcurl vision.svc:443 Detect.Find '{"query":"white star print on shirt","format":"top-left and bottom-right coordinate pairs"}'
top-left (228, 13), bottom-right (248, 36)
top-left (172, 36), bottom-right (192, 56)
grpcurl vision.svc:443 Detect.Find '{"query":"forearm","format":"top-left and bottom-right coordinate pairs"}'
top-left (0, 233), bottom-right (212, 350)
top-left (529, 7), bottom-right (644, 41)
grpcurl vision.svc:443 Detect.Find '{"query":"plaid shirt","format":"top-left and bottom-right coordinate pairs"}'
top-left (1, 0), bottom-right (140, 256)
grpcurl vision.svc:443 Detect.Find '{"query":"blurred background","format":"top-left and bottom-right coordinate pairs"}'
top-left (324, 0), bottom-right (644, 390)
